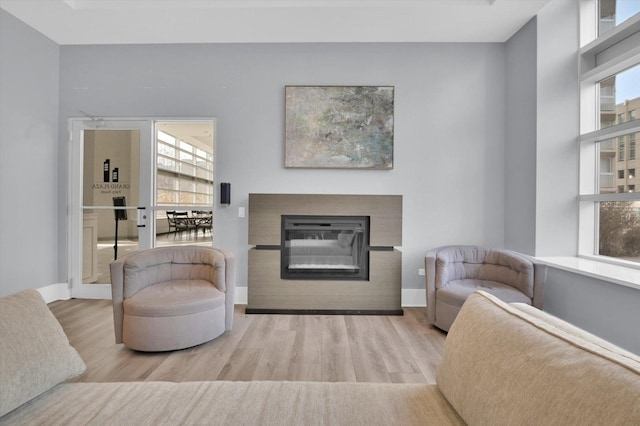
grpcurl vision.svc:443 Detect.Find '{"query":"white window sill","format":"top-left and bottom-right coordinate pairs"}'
top-left (535, 256), bottom-right (640, 291)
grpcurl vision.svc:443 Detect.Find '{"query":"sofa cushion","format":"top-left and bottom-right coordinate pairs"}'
top-left (123, 246), bottom-right (227, 298)
top-left (436, 291), bottom-right (640, 425)
top-left (0, 290), bottom-right (86, 418)
top-left (435, 246), bottom-right (534, 298)
top-left (123, 280), bottom-right (225, 317)
top-left (436, 279), bottom-right (531, 308)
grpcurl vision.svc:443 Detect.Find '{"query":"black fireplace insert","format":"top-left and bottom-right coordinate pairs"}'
top-left (281, 215), bottom-right (370, 280)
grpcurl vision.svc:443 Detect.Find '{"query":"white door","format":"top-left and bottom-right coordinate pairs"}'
top-left (69, 119), bottom-right (153, 298)
top-left (69, 118), bottom-right (216, 299)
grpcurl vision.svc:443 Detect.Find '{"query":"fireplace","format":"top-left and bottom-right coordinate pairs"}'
top-left (247, 194), bottom-right (402, 314)
top-left (281, 215), bottom-right (369, 280)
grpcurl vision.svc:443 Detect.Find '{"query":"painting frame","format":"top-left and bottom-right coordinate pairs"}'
top-left (284, 85), bottom-right (394, 169)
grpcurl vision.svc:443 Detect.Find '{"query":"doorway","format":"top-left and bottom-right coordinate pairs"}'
top-left (69, 118), bottom-right (215, 298)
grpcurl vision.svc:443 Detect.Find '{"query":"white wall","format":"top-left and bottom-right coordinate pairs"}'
top-left (0, 10), bottom-right (61, 297)
top-left (58, 42), bottom-right (508, 291)
top-left (535, 0), bottom-right (580, 256)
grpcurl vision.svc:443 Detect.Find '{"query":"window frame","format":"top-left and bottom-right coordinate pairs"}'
top-left (579, 1), bottom-right (640, 268)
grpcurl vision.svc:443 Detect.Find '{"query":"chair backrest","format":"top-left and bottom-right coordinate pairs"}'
top-left (435, 246), bottom-right (534, 298)
top-left (122, 246), bottom-right (227, 298)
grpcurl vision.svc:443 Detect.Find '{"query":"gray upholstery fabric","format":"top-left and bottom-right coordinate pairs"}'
top-left (0, 290), bottom-right (86, 417)
top-left (425, 245), bottom-right (546, 331)
top-left (110, 246), bottom-right (236, 351)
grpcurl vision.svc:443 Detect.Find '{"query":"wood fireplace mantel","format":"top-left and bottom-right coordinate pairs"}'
top-left (247, 194), bottom-right (403, 314)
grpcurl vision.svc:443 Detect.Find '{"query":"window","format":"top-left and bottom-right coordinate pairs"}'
top-left (580, 1), bottom-right (640, 264)
top-left (618, 137), bottom-right (626, 161)
top-left (156, 128), bottom-right (214, 208)
top-left (599, 0), bottom-right (640, 36)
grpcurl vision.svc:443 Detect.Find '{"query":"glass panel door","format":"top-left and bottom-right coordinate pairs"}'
top-left (154, 121), bottom-right (215, 249)
top-left (83, 129), bottom-right (142, 283)
top-left (69, 119), bottom-right (214, 298)
top-left (70, 120), bottom-right (152, 298)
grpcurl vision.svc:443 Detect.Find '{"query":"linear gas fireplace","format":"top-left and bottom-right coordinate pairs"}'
top-left (281, 215), bottom-right (369, 280)
top-left (247, 194), bottom-right (402, 314)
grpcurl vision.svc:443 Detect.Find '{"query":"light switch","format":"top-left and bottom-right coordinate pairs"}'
top-left (238, 207), bottom-right (245, 218)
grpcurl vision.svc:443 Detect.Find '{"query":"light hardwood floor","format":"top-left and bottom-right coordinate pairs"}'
top-left (49, 300), bottom-right (446, 384)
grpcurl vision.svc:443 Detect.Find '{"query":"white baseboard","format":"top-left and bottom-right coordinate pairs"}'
top-left (41, 284), bottom-right (426, 308)
top-left (234, 286), bottom-right (248, 304)
top-left (402, 289), bottom-right (426, 307)
top-left (70, 283), bottom-right (113, 299)
top-left (37, 283), bottom-right (71, 303)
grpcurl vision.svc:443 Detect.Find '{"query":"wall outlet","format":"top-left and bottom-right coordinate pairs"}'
top-left (418, 268), bottom-right (425, 276)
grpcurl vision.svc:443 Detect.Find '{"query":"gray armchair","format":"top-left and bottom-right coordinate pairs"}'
top-left (425, 245), bottom-right (545, 332)
top-left (110, 246), bottom-right (236, 351)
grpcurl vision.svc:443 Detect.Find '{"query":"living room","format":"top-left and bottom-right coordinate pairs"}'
top-left (1, 0), bottom-right (640, 359)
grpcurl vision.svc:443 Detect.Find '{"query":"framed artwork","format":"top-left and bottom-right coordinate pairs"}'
top-left (285, 86), bottom-right (394, 169)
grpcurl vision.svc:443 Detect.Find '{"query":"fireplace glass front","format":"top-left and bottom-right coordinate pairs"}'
top-left (281, 215), bottom-right (369, 280)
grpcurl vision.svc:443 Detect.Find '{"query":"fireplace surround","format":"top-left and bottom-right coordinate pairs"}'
top-left (247, 194), bottom-right (402, 315)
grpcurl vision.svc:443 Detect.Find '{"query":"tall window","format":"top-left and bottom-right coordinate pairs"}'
top-left (580, 1), bottom-right (640, 264)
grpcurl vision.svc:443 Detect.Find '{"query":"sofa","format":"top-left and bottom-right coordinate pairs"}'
top-left (1, 289), bottom-right (639, 425)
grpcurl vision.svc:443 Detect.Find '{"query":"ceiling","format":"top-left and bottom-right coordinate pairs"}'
top-left (1, 0), bottom-right (552, 45)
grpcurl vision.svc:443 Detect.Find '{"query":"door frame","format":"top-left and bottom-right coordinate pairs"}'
top-left (67, 117), bottom-right (217, 299)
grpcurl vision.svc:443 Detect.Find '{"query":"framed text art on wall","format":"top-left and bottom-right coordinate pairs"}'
top-left (285, 86), bottom-right (394, 169)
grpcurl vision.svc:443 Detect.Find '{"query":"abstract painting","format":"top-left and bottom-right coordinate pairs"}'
top-left (285, 86), bottom-right (394, 169)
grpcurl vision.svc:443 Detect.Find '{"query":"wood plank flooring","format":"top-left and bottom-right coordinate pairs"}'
top-left (48, 299), bottom-right (447, 384)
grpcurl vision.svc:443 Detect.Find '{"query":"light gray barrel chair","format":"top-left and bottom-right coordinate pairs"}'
top-left (425, 245), bottom-right (546, 332)
top-left (110, 246), bottom-right (236, 351)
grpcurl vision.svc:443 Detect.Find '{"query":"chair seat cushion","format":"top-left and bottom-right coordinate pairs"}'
top-left (123, 280), bottom-right (225, 318)
top-left (437, 279), bottom-right (531, 308)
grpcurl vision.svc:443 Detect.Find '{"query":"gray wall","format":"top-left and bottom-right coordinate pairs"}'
top-left (0, 10), bottom-right (60, 297)
top-left (544, 267), bottom-right (640, 354)
top-left (58, 42), bottom-right (508, 291)
top-left (505, 17), bottom-right (537, 255)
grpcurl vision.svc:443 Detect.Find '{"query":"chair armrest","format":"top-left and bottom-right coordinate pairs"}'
top-left (213, 247), bottom-right (236, 331)
top-left (532, 262), bottom-right (547, 309)
top-left (109, 251), bottom-right (138, 344)
top-left (425, 248), bottom-right (440, 324)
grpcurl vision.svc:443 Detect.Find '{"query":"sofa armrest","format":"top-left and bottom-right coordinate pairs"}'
top-left (436, 291), bottom-right (640, 425)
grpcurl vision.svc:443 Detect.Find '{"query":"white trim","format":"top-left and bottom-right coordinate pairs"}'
top-left (234, 286), bottom-right (248, 305)
top-left (37, 283), bottom-right (71, 303)
top-left (580, 45), bottom-right (640, 84)
top-left (536, 256), bottom-right (640, 291)
top-left (579, 192), bottom-right (640, 201)
top-left (39, 284), bottom-right (427, 308)
top-left (401, 289), bottom-right (426, 307)
top-left (69, 283), bottom-right (113, 299)
top-left (580, 119), bottom-right (640, 144)
top-left (580, 13), bottom-right (640, 57)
